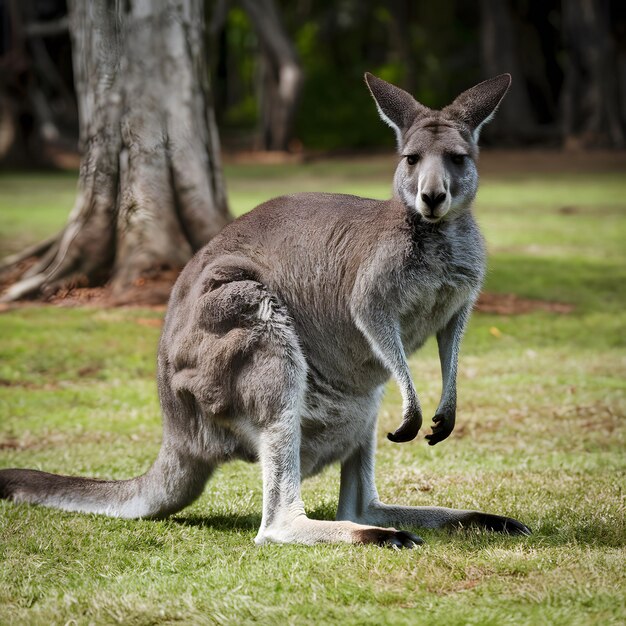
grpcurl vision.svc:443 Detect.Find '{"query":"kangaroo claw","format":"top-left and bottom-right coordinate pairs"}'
top-left (387, 408), bottom-right (422, 443)
top-left (425, 410), bottom-right (455, 445)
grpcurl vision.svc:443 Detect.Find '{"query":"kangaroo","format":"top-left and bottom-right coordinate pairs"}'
top-left (1, 73), bottom-right (530, 548)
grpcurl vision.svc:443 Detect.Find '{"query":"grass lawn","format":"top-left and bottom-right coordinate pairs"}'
top-left (0, 154), bottom-right (625, 625)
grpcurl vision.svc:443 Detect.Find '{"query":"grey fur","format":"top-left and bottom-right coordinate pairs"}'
top-left (0, 73), bottom-right (530, 546)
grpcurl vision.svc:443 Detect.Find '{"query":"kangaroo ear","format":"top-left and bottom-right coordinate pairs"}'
top-left (444, 74), bottom-right (511, 141)
top-left (364, 73), bottom-right (429, 150)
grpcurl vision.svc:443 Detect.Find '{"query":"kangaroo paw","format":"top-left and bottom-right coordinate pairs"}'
top-left (425, 410), bottom-right (455, 446)
top-left (387, 407), bottom-right (422, 443)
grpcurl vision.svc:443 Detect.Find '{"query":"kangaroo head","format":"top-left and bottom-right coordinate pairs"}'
top-left (365, 73), bottom-right (511, 223)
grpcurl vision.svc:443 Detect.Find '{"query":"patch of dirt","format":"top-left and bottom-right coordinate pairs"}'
top-left (27, 271), bottom-right (177, 310)
top-left (77, 365), bottom-right (102, 378)
top-left (0, 430), bottom-right (152, 452)
top-left (476, 292), bottom-right (574, 315)
top-left (224, 149), bottom-right (305, 165)
top-left (479, 148), bottom-right (626, 176)
top-left (0, 276), bottom-right (574, 318)
top-left (0, 258), bottom-right (38, 293)
top-left (552, 403), bottom-right (623, 434)
top-left (136, 317), bottom-right (163, 328)
top-left (451, 402), bottom-right (624, 445)
top-left (0, 437), bottom-right (22, 450)
top-left (0, 378), bottom-right (57, 390)
top-left (0, 265), bottom-right (176, 311)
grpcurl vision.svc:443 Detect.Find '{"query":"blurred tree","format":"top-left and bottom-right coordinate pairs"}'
top-left (3, 0), bottom-right (626, 184)
top-left (0, 0), bottom-right (76, 166)
top-left (562, 0), bottom-right (625, 148)
top-left (283, 0), bottom-right (416, 151)
top-left (214, 0), bottom-right (625, 151)
top-left (209, 2), bottom-right (258, 138)
top-left (480, 0), bottom-right (536, 141)
top-left (2, 0), bottom-right (230, 302)
top-left (211, 0), bottom-right (302, 151)
top-left (241, 0), bottom-right (303, 151)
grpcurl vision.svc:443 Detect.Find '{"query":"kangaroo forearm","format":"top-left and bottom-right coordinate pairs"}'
top-left (352, 303), bottom-right (422, 441)
top-left (437, 304), bottom-right (471, 407)
top-left (427, 304), bottom-right (472, 445)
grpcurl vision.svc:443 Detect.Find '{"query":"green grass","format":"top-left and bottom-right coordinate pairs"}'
top-left (1, 156), bottom-right (625, 625)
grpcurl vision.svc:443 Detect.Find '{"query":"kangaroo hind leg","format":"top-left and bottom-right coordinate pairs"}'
top-left (217, 282), bottom-right (421, 548)
top-left (338, 431), bottom-right (531, 536)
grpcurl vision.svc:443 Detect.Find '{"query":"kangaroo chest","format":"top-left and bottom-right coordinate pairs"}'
top-left (298, 364), bottom-right (384, 477)
top-left (275, 215), bottom-right (484, 391)
top-left (399, 223), bottom-right (484, 352)
top-left (399, 268), bottom-right (477, 353)
top-left (295, 231), bottom-right (483, 475)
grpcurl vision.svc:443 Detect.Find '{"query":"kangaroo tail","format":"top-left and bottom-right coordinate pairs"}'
top-left (0, 445), bottom-right (213, 519)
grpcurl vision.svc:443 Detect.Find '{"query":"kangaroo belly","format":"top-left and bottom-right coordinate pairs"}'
top-left (299, 384), bottom-right (382, 478)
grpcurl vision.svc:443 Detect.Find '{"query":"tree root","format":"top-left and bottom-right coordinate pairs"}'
top-left (1, 0), bottom-right (231, 305)
top-left (1, 273), bottom-right (50, 302)
top-left (0, 229), bottom-right (85, 303)
top-left (0, 235), bottom-right (56, 274)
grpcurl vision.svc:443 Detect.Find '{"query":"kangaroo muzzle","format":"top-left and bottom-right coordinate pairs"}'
top-left (417, 158), bottom-right (450, 221)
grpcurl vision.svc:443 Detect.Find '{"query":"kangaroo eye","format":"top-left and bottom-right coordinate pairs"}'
top-left (451, 154), bottom-right (466, 166)
top-left (406, 155), bottom-right (419, 166)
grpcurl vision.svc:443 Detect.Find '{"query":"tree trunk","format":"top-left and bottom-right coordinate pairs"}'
top-left (1, 0), bottom-right (231, 302)
top-left (561, 0), bottom-right (625, 148)
top-left (241, 0), bottom-right (303, 151)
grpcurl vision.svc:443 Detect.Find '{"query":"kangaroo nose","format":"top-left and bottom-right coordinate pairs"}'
top-left (421, 192), bottom-right (447, 210)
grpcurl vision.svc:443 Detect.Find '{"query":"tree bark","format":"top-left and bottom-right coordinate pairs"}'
top-left (1, 0), bottom-right (231, 302)
top-left (241, 0), bottom-right (303, 151)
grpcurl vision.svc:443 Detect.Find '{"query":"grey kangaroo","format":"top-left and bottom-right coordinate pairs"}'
top-left (1, 73), bottom-right (530, 548)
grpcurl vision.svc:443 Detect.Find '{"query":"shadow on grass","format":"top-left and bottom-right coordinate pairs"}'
top-left (172, 513), bottom-right (262, 532)
top-left (171, 504), bottom-right (336, 533)
top-left (171, 505), bottom-right (624, 548)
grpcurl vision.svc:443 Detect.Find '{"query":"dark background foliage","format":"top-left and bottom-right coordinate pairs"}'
top-left (1, 0), bottom-right (625, 164)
